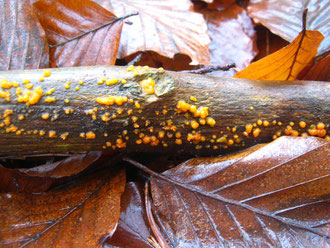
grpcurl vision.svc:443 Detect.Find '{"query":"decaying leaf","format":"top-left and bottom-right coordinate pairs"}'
top-left (0, 0), bottom-right (49, 70)
top-left (0, 168), bottom-right (126, 247)
top-left (298, 53), bottom-right (330, 81)
top-left (234, 30), bottom-right (324, 80)
top-left (201, 4), bottom-right (257, 76)
top-left (106, 182), bottom-right (154, 248)
top-left (94, 0), bottom-right (210, 65)
top-left (0, 151), bottom-right (108, 193)
top-left (248, 0), bottom-right (330, 55)
top-left (144, 137), bottom-right (330, 247)
top-left (33, 0), bottom-right (123, 67)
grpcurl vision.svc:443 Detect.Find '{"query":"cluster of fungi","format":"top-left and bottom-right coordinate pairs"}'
top-left (0, 65), bottom-right (328, 153)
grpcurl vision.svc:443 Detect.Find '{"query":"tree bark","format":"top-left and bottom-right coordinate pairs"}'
top-left (0, 66), bottom-right (328, 156)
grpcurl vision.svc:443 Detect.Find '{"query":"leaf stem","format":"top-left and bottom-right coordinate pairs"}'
top-left (49, 12), bottom-right (139, 48)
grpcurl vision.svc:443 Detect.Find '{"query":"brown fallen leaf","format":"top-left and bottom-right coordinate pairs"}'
top-left (0, 151), bottom-right (112, 193)
top-left (247, 0), bottom-right (330, 55)
top-left (94, 0), bottom-right (210, 65)
top-left (33, 0), bottom-right (124, 67)
top-left (200, 4), bottom-right (257, 76)
top-left (106, 182), bottom-right (154, 248)
top-left (298, 53), bottom-right (330, 81)
top-left (234, 28), bottom-right (324, 80)
top-left (0, 0), bottom-right (49, 70)
top-left (253, 25), bottom-right (289, 62)
top-left (0, 167), bottom-right (126, 247)
top-left (126, 136), bottom-right (330, 247)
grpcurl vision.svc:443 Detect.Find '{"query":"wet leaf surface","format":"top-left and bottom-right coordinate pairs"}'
top-left (94, 0), bottom-right (210, 65)
top-left (0, 167), bottom-right (126, 247)
top-left (33, 0), bottom-right (123, 67)
top-left (106, 182), bottom-right (154, 248)
top-left (298, 53), bottom-right (330, 81)
top-left (201, 4), bottom-right (257, 76)
top-left (0, 151), bottom-right (111, 193)
top-left (247, 0), bottom-right (330, 55)
top-left (0, 0), bottom-right (49, 70)
top-left (234, 30), bottom-right (324, 80)
top-left (149, 137), bottom-right (330, 247)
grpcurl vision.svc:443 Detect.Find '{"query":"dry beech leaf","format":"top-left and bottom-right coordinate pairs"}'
top-left (0, 0), bottom-right (49, 70)
top-left (0, 168), bottom-right (126, 247)
top-left (94, 0), bottom-right (210, 65)
top-left (234, 30), bottom-right (324, 80)
top-left (106, 182), bottom-right (154, 248)
top-left (33, 0), bottom-right (123, 67)
top-left (298, 53), bottom-right (330, 81)
top-left (148, 137), bottom-right (329, 247)
top-left (0, 151), bottom-right (107, 193)
top-left (201, 4), bottom-right (257, 76)
top-left (248, 0), bottom-right (330, 55)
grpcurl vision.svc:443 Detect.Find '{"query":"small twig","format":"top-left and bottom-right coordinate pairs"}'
top-left (123, 157), bottom-right (329, 239)
top-left (182, 63), bottom-right (236, 74)
top-left (145, 182), bottom-right (170, 248)
top-left (49, 12), bottom-right (139, 48)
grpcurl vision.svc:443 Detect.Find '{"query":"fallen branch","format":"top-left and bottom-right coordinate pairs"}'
top-left (0, 66), bottom-right (328, 156)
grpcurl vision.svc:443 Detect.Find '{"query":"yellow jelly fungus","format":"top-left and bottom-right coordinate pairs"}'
top-left (190, 96), bottom-right (197, 102)
top-left (117, 108), bottom-right (123, 115)
top-left (39, 130), bottom-right (45, 136)
top-left (199, 118), bottom-right (206, 125)
top-left (80, 132), bottom-right (86, 138)
top-left (12, 82), bottom-right (19, 87)
top-left (39, 77), bottom-right (44, 82)
top-left (135, 102), bottom-right (141, 109)
top-left (127, 65), bottom-right (134, 71)
top-left (106, 78), bottom-right (118, 86)
top-left (250, 107), bottom-right (254, 110)
top-left (140, 78), bottom-right (155, 95)
top-left (45, 96), bottom-right (56, 103)
top-left (60, 132), bottom-right (69, 140)
top-left (86, 131), bottom-right (96, 139)
top-left (28, 87), bottom-right (43, 105)
top-left (257, 120), bottom-right (262, 125)
top-left (317, 122), bottom-right (325, 130)
top-left (0, 79), bottom-right (14, 89)
top-left (227, 139), bottom-right (234, 145)
top-left (206, 117), bottom-right (216, 127)
top-left (6, 125), bottom-right (18, 133)
top-left (191, 120), bottom-right (199, 129)
top-left (299, 121), bottom-right (306, 128)
top-left (79, 81), bottom-right (83, 85)
top-left (0, 90), bottom-right (10, 101)
top-left (49, 131), bottom-right (57, 138)
top-left (131, 116), bottom-right (138, 122)
top-left (75, 87), bottom-right (79, 91)
top-left (45, 88), bottom-right (55, 95)
top-left (120, 79), bottom-right (127, 84)
top-left (158, 131), bottom-right (165, 139)
top-left (41, 113), bottom-right (50, 120)
top-left (22, 79), bottom-right (30, 84)
top-left (175, 139), bottom-right (183, 145)
top-left (284, 126), bottom-right (293, 135)
top-left (291, 130), bottom-right (299, 137)
top-left (253, 128), bottom-right (261, 138)
top-left (18, 115), bottom-right (24, 120)
top-left (263, 120), bottom-right (270, 127)
top-left (43, 69), bottom-right (51, 77)
top-left (127, 109), bottom-right (133, 115)
top-left (64, 99), bottom-right (69, 103)
top-left (290, 122), bottom-right (295, 126)
top-left (116, 138), bottom-right (126, 148)
top-left (175, 132), bottom-right (182, 138)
